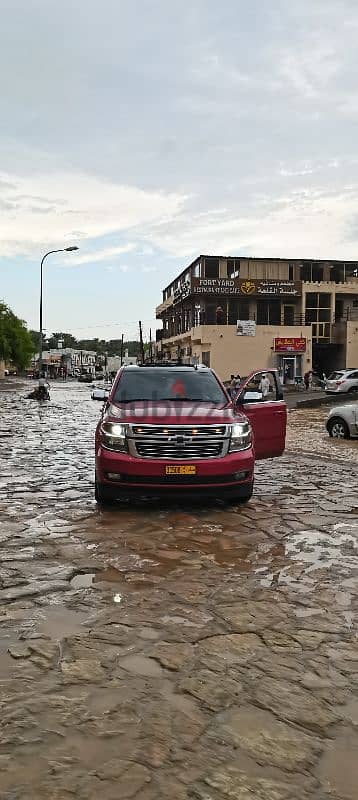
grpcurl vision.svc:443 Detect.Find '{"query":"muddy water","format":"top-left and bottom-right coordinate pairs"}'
top-left (0, 380), bottom-right (358, 799)
top-left (287, 403), bottom-right (358, 463)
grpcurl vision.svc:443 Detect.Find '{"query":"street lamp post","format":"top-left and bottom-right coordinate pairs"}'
top-left (38, 246), bottom-right (78, 379)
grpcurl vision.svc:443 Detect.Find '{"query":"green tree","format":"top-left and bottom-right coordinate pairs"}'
top-left (47, 332), bottom-right (78, 349)
top-left (77, 338), bottom-right (102, 354)
top-left (30, 330), bottom-right (44, 351)
top-left (0, 303), bottom-right (35, 370)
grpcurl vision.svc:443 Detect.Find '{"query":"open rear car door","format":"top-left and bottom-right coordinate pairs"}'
top-left (234, 370), bottom-right (287, 459)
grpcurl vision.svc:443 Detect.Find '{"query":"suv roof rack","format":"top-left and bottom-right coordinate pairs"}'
top-left (135, 360), bottom-right (203, 369)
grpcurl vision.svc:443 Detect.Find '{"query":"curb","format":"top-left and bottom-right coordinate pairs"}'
top-left (294, 394), bottom-right (349, 410)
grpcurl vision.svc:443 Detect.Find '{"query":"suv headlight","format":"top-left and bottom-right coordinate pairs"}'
top-left (229, 422), bottom-right (252, 452)
top-left (100, 422), bottom-right (128, 452)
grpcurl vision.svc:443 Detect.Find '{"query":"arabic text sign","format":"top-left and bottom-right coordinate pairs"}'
top-left (191, 278), bottom-right (301, 296)
top-left (236, 320), bottom-right (256, 336)
top-left (274, 337), bottom-right (306, 353)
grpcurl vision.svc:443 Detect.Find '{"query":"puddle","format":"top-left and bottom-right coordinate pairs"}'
top-left (70, 572), bottom-right (96, 589)
top-left (31, 606), bottom-right (91, 639)
top-left (119, 654), bottom-right (163, 677)
top-left (287, 406), bottom-right (358, 466)
top-left (0, 606), bottom-right (92, 678)
top-left (95, 567), bottom-right (123, 584)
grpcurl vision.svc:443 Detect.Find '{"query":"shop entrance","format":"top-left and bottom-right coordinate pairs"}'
top-left (279, 355), bottom-right (303, 384)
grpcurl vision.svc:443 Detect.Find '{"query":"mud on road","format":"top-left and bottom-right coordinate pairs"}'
top-left (0, 381), bottom-right (358, 799)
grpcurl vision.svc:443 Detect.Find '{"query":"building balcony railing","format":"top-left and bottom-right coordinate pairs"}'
top-left (335, 307), bottom-right (358, 322)
top-left (159, 306), bottom-right (358, 342)
top-left (160, 313), bottom-right (312, 340)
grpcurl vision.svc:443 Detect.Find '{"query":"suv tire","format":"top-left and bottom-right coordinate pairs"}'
top-left (95, 479), bottom-right (117, 506)
top-left (328, 418), bottom-right (350, 439)
top-left (228, 481), bottom-right (254, 505)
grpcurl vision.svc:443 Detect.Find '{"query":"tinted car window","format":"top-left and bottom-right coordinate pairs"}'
top-left (113, 369), bottom-right (228, 404)
top-left (328, 372), bottom-right (344, 380)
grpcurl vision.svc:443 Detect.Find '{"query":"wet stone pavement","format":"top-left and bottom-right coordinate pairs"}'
top-left (0, 381), bottom-right (358, 799)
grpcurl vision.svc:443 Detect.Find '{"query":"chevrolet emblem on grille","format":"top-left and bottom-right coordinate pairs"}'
top-left (169, 435), bottom-right (192, 445)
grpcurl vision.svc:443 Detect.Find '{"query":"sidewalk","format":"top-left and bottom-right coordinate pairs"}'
top-left (283, 387), bottom-right (342, 410)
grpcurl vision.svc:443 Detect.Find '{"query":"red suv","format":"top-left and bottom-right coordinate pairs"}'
top-left (95, 364), bottom-right (287, 506)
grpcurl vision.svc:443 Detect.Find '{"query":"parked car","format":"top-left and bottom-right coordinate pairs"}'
top-left (94, 364), bottom-right (287, 506)
top-left (325, 369), bottom-right (358, 394)
top-left (91, 383), bottom-right (111, 401)
top-left (92, 388), bottom-right (109, 401)
top-left (326, 402), bottom-right (358, 439)
top-left (78, 374), bottom-right (94, 383)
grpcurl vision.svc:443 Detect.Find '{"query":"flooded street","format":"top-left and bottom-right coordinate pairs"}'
top-left (1, 381), bottom-right (358, 799)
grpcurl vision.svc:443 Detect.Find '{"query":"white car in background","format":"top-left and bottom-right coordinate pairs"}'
top-left (91, 383), bottom-right (111, 401)
top-left (326, 402), bottom-right (358, 439)
top-left (325, 368), bottom-right (358, 394)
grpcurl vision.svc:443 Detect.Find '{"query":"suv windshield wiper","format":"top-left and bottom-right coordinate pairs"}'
top-left (114, 398), bottom-right (153, 403)
top-left (159, 397), bottom-right (219, 402)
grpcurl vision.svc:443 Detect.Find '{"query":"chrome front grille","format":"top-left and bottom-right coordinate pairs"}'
top-left (135, 441), bottom-right (224, 459)
top-left (128, 423), bottom-right (230, 460)
top-left (131, 425), bottom-right (227, 437)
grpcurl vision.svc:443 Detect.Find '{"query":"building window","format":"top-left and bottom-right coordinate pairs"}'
top-left (257, 301), bottom-right (281, 325)
top-left (312, 265), bottom-right (323, 281)
top-left (228, 300), bottom-right (250, 324)
top-left (300, 263), bottom-right (324, 282)
top-left (345, 264), bottom-right (358, 279)
top-left (305, 293), bottom-right (331, 342)
top-left (204, 258), bottom-right (219, 278)
top-left (227, 259), bottom-right (240, 279)
top-left (288, 265), bottom-right (294, 280)
top-left (202, 351), bottom-right (210, 367)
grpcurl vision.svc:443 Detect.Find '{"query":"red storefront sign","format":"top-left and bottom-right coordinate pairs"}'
top-left (274, 337), bottom-right (306, 353)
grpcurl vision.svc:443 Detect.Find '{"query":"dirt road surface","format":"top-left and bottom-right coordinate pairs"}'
top-left (0, 381), bottom-right (358, 799)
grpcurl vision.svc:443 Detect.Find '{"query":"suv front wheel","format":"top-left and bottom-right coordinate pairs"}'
top-left (95, 476), bottom-right (118, 506)
top-left (227, 481), bottom-right (254, 505)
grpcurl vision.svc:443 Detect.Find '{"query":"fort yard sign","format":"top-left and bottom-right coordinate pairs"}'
top-left (191, 278), bottom-right (301, 296)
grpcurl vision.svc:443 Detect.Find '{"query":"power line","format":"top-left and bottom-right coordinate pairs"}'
top-left (46, 318), bottom-right (156, 332)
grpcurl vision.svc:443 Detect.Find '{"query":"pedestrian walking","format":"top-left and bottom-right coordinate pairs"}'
top-left (259, 373), bottom-right (271, 399)
top-left (304, 371), bottom-right (310, 391)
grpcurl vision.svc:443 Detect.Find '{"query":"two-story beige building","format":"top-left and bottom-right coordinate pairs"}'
top-left (156, 255), bottom-right (358, 382)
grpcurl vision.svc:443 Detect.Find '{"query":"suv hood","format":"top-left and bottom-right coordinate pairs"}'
top-left (107, 400), bottom-right (244, 425)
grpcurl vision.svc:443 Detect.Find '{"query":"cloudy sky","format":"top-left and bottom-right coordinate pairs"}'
top-left (1, 0), bottom-right (358, 340)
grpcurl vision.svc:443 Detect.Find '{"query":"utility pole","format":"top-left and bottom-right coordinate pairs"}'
top-left (149, 328), bottom-right (153, 362)
top-left (120, 333), bottom-right (124, 366)
top-left (139, 321), bottom-right (145, 364)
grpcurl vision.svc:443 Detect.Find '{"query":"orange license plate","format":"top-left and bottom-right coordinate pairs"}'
top-left (165, 465), bottom-right (197, 475)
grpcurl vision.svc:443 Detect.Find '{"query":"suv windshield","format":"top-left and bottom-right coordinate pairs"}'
top-left (113, 369), bottom-right (228, 404)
